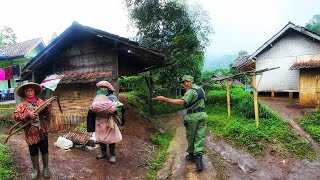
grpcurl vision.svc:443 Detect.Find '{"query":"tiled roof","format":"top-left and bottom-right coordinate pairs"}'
top-left (59, 70), bottom-right (112, 84)
top-left (0, 38), bottom-right (43, 57)
top-left (289, 60), bottom-right (320, 70)
top-left (232, 55), bottom-right (250, 69)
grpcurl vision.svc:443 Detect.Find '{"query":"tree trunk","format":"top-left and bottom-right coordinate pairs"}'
top-left (144, 72), bottom-right (154, 116)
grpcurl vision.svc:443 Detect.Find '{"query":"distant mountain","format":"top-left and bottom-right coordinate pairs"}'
top-left (203, 54), bottom-right (237, 71)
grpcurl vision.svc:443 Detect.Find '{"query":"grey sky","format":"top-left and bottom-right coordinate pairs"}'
top-left (1, 0), bottom-right (320, 57)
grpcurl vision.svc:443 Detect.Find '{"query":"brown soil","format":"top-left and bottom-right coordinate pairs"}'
top-left (1, 95), bottom-right (156, 180)
top-left (157, 97), bottom-right (320, 180)
top-left (2, 96), bottom-right (320, 180)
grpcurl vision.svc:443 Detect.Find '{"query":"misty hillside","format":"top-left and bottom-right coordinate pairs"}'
top-left (203, 54), bottom-right (237, 71)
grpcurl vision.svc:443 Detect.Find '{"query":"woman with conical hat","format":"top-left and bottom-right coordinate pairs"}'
top-left (14, 82), bottom-right (51, 179)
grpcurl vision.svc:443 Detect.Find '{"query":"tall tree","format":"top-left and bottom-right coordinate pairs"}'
top-left (125, 0), bottom-right (213, 96)
top-left (305, 14), bottom-right (320, 35)
top-left (0, 26), bottom-right (17, 47)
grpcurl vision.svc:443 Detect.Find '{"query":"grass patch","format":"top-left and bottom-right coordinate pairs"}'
top-left (206, 86), bottom-right (316, 159)
top-left (0, 134), bottom-right (16, 180)
top-left (145, 131), bottom-right (174, 180)
top-left (299, 112), bottom-right (320, 143)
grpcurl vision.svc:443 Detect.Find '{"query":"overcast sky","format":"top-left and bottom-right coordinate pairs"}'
top-left (1, 0), bottom-right (320, 57)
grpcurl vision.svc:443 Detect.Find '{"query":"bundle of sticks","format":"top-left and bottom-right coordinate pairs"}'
top-left (4, 96), bottom-right (63, 143)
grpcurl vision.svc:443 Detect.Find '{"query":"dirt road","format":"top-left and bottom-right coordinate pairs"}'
top-left (158, 97), bottom-right (320, 180)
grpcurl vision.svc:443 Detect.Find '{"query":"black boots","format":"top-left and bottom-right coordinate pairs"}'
top-left (185, 153), bottom-right (195, 163)
top-left (31, 155), bottom-right (40, 180)
top-left (42, 154), bottom-right (50, 179)
top-left (96, 143), bottom-right (116, 163)
top-left (96, 143), bottom-right (107, 160)
top-left (109, 143), bottom-right (116, 164)
top-left (195, 154), bottom-right (203, 172)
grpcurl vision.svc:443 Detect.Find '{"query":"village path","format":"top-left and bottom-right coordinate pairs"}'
top-left (157, 97), bottom-right (320, 180)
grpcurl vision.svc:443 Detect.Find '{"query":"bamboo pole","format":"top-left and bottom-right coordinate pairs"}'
top-left (252, 74), bottom-right (259, 128)
top-left (226, 82), bottom-right (231, 118)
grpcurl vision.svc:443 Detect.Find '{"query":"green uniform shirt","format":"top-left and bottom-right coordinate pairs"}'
top-left (181, 84), bottom-right (208, 121)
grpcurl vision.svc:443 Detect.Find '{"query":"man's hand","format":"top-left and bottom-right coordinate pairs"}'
top-left (152, 96), bottom-right (167, 103)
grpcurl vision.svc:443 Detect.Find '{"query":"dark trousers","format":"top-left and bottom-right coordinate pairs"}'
top-left (28, 137), bottom-right (49, 156)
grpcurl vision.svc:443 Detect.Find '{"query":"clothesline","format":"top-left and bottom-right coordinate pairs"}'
top-left (0, 64), bottom-right (21, 80)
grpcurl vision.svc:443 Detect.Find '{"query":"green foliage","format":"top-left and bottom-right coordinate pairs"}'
top-left (125, 0), bottom-right (213, 92)
top-left (205, 86), bottom-right (317, 159)
top-left (206, 104), bottom-right (316, 159)
top-left (0, 134), bottom-right (15, 180)
top-left (146, 131), bottom-right (174, 180)
top-left (305, 14), bottom-right (320, 35)
top-left (119, 76), bottom-right (148, 92)
top-left (0, 26), bottom-right (17, 47)
top-left (299, 112), bottom-right (320, 143)
top-left (206, 86), bottom-right (280, 119)
top-left (0, 103), bottom-right (15, 121)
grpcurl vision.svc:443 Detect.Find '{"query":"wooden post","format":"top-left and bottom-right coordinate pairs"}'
top-left (289, 92), bottom-right (293, 99)
top-left (226, 82), bottom-right (231, 118)
top-left (317, 75), bottom-right (319, 112)
top-left (271, 91), bottom-right (275, 98)
top-left (252, 74), bottom-right (259, 128)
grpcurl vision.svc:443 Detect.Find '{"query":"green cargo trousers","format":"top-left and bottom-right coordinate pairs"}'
top-left (185, 119), bottom-right (206, 155)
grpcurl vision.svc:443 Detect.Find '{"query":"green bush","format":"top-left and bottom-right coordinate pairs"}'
top-left (206, 102), bottom-right (316, 159)
top-left (0, 135), bottom-right (15, 180)
top-left (146, 131), bottom-right (174, 180)
top-left (206, 86), bottom-right (279, 119)
top-left (299, 112), bottom-right (320, 143)
top-left (119, 76), bottom-right (148, 92)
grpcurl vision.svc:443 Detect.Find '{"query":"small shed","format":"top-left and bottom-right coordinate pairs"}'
top-left (290, 57), bottom-right (320, 105)
top-left (20, 22), bottom-right (166, 131)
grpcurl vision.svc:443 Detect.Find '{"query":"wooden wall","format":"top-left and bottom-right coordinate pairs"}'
top-left (299, 69), bottom-right (320, 104)
top-left (48, 37), bottom-right (120, 131)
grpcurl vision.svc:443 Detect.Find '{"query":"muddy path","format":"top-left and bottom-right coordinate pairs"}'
top-left (1, 95), bottom-right (156, 180)
top-left (158, 97), bottom-right (320, 180)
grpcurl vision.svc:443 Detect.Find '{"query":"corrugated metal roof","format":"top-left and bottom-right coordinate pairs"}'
top-left (59, 70), bottom-right (112, 84)
top-left (232, 55), bottom-right (251, 69)
top-left (289, 60), bottom-right (320, 70)
top-left (0, 38), bottom-right (43, 57)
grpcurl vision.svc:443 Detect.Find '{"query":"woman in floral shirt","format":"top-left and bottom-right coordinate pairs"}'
top-left (14, 82), bottom-right (51, 179)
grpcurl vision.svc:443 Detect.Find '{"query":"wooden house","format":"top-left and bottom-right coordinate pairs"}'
top-left (20, 22), bottom-right (166, 130)
top-left (0, 38), bottom-right (45, 101)
top-left (0, 38), bottom-right (45, 87)
top-left (233, 22), bottom-right (320, 103)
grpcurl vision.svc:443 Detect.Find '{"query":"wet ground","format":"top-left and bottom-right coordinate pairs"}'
top-left (157, 97), bottom-right (320, 180)
top-left (2, 96), bottom-right (320, 180)
top-left (1, 95), bottom-right (156, 180)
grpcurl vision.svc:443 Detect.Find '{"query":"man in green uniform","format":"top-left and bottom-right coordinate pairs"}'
top-left (153, 75), bottom-right (207, 172)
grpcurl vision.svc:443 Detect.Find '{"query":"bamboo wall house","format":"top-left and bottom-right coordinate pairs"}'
top-left (20, 22), bottom-right (166, 131)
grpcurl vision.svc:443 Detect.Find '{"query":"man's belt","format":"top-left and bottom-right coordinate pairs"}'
top-left (187, 108), bottom-right (205, 114)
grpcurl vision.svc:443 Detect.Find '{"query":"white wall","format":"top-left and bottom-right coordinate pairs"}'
top-left (256, 32), bottom-right (320, 92)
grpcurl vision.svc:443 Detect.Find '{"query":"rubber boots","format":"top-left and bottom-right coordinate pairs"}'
top-left (195, 154), bottom-right (203, 172)
top-left (96, 143), bottom-right (107, 160)
top-left (109, 143), bottom-right (116, 164)
top-left (185, 153), bottom-right (195, 163)
top-left (30, 155), bottom-right (40, 180)
top-left (42, 153), bottom-right (50, 179)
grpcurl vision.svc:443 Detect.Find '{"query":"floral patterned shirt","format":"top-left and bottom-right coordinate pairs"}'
top-left (14, 99), bottom-right (50, 145)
